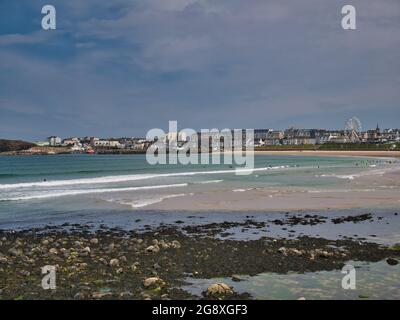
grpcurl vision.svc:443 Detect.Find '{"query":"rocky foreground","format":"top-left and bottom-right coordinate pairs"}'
top-left (0, 219), bottom-right (399, 300)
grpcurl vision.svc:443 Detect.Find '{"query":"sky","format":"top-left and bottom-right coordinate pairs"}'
top-left (0, 0), bottom-right (399, 141)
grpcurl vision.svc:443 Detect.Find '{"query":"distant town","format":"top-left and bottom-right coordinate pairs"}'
top-left (14, 121), bottom-right (399, 155)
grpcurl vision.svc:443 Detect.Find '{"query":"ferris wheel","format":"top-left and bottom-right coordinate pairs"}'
top-left (344, 117), bottom-right (362, 142)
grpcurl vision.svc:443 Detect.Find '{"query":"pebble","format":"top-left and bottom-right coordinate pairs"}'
top-left (386, 258), bottom-right (399, 266)
top-left (231, 275), bottom-right (242, 282)
top-left (92, 292), bottom-right (112, 299)
top-left (145, 245), bottom-right (160, 253)
top-left (171, 240), bottom-right (181, 249)
top-left (82, 247), bottom-right (91, 253)
top-left (90, 238), bottom-right (99, 245)
top-left (143, 277), bottom-right (165, 288)
top-left (109, 259), bottom-right (120, 267)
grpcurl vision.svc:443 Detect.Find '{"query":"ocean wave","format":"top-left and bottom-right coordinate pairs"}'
top-left (0, 183), bottom-right (188, 201)
top-left (196, 180), bottom-right (223, 184)
top-left (0, 166), bottom-right (290, 190)
top-left (111, 193), bottom-right (186, 208)
top-left (316, 168), bottom-right (394, 180)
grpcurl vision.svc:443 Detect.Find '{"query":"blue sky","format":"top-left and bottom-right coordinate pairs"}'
top-left (0, 0), bottom-right (399, 141)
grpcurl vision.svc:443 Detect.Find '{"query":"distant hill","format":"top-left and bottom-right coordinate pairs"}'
top-left (0, 139), bottom-right (36, 153)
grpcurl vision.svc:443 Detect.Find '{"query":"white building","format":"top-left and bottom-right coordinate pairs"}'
top-left (48, 136), bottom-right (62, 146)
top-left (93, 140), bottom-right (122, 148)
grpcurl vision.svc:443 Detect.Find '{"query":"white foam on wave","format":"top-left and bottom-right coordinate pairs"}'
top-left (197, 179), bottom-right (223, 184)
top-left (1, 183), bottom-right (188, 201)
top-left (232, 188), bottom-right (252, 192)
top-left (113, 193), bottom-right (186, 208)
top-left (0, 166), bottom-right (290, 190)
top-left (317, 167), bottom-right (394, 180)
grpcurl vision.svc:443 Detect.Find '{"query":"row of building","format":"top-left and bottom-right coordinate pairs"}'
top-left (253, 125), bottom-right (400, 146)
top-left (37, 136), bottom-right (150, 151)
top-left (37, 125), bottom-right (400, 152)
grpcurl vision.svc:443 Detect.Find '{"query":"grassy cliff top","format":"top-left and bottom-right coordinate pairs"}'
top-left (0, 139), bottom-right (36, 153)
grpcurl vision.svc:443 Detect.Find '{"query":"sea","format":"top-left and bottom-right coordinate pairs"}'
top-left (0, 154), bottom-right (397, 228)
top-left (0, 154), bottom-right (399, 299)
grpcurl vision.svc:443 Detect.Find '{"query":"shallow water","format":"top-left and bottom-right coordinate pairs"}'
top-left (183, 260), bottom-right (400, 300)
top-left (0, 154), bottom-right (398, 221)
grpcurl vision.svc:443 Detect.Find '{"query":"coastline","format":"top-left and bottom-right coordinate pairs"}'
top-left (2, 150), bottom-right (400, 158)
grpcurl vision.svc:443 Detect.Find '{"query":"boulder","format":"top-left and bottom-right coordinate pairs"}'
top-left (143, 276), bottom-right (165, 288)
top-left (205, 283), bottom-right (234, 298)
top-left (386, 258), bottom-right (398, 266)
top-left (145, 245), bottom-right (160, 253)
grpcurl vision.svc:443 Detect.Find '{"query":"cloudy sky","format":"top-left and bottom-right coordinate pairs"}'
top-left (0, 0), bottom-right (399, 141)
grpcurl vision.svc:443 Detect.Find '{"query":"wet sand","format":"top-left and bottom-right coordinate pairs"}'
top-left (147, 167), bottom-right (400, 211)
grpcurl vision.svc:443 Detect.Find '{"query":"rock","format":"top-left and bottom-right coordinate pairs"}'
top-left (109, 259), bottom-right (120, 267)
top-left (92, 291), bottom-right (112, 299)
top-left (19, 270), bottom-right (30, 276)
top-left (386, 258), bottom-right (398, 266)
top-left (205, 283), bottom-right (234, 298)
top-left (278, 247), bottom-right (287, 255)
top-left (231, 275), bottom-right (242, 282)
top-left (153, 263), bottom-right (161, 270)
top-left (131, 262), bottom-right (140, 272)
top-left (298, 297), bottom-right (306, 300)
top-left (41, 239), bottom-right (49, 246)
top-left (116, 268), bottom-right (124, 274)
top-left (49, 248), bottom-right (58, 255)
top-left (107, 243), bottom-right (115, 252)
top-left (119, 291), bottom-right (133, 298)
top-left (0, 256), bottom-right (7, 264)
top-left (291, 249), bottom-right (303, 256)
top-left (74, 292), bottom-right (85, 299)
top-left (82, 246), bottom-right (91, 253)
top-left (143, 277), bottom-right (165, 288)
top-left (90, 238), bottom-right (99, 245)
top-left (145, 245), bottom-right (160, 253)
top-left (170, 240), bottom-right (181, 249)
top-left (315, 249), bottom-right (332, 258)
top-left (8, 248), bottom-right (23, 257)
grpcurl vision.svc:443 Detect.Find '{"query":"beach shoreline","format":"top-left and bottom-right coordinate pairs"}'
top-left (145, 165), bottom-right (400, 212)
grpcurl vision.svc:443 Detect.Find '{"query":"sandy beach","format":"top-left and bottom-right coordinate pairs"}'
top-left (147, 163), bottom-right (400, 211)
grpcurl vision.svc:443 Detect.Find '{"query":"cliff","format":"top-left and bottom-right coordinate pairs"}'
top-left (0, 139), bottom-right (36, 153)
